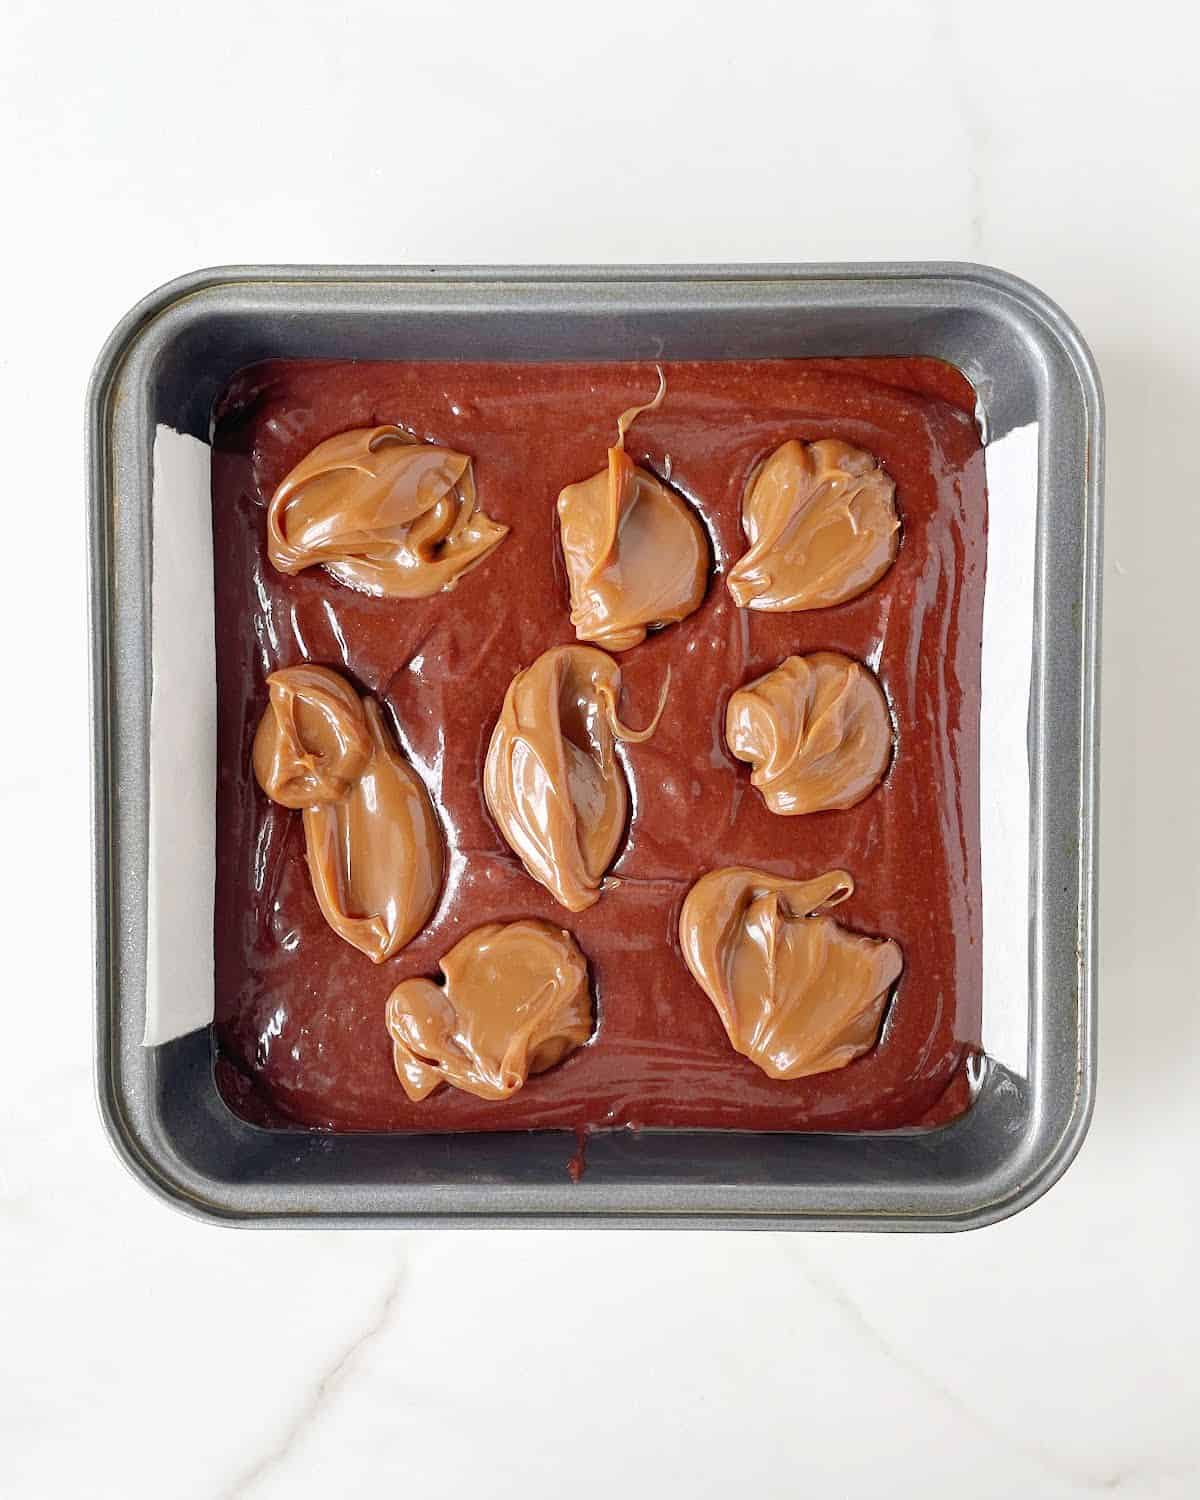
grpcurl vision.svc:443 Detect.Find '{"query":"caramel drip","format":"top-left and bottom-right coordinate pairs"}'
top-left (253, 665), bottom-right (443, 962)
top-left (484, 646), bottom-right (667, 911)
top-left (267, 424), bottom-right (508, 598)
top-left (727, 439), bottom-right (899, 611)
top-left (557, 370), bottom-right (707, 651)
top-left (385, 920), bottom-right (592, 1101)
top-left (726, 653), bottom-right (892, 814)
top-left (679, 867), bottom-right (902, 1080)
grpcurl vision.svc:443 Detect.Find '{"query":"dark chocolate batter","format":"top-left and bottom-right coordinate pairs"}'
top-left (211, 358), bottom-right (986, 1132)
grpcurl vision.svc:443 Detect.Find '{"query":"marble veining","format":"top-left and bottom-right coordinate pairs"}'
top-left (220, 1264), bottom-right (408, 1500)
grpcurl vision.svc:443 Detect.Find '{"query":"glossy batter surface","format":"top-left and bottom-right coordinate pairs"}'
top-left (211, 358), bottom-right (986, 1131)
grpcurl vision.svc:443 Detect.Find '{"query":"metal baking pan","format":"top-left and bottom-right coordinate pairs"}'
top-left (88, 263), bottom-right (1102, 1229)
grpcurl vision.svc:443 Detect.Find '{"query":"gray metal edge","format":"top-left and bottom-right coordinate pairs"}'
top-left (87, 261), bottom-right (1102, 1231)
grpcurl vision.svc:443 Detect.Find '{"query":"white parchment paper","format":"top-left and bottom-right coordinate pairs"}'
top-left (979, 421), bottom-right (1038, 1074)
top-left (144, 427), bottom-right (215, 1045)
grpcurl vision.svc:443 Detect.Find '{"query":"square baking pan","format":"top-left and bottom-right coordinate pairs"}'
top-left (88, 263), bottom-right (1102, 1229)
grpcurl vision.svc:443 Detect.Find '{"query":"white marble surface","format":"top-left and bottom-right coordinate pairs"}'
top-left (2, 2), bottom-right (1198, 1496)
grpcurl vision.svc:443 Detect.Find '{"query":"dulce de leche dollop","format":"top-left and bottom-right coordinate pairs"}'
top-left (252, 665), bottom-right (443, 963)
top-left (484, 645), bottom-right (668, 912)
top-left (557, 370), bottom-right (708, 650)
top-left (679, 867), bottom-right (903, 1080)
top-left (385, 920), bottom-right (592, 1101)
top-left (266, 424), bottom-right (508, 597)
top-left (727, 439), bottom-right (900, 611)
top-left (726, 652), bottom-right (892, 814)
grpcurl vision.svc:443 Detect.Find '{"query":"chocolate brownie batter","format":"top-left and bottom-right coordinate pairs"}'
top-left (211, 357), bottom-right (986, 1131)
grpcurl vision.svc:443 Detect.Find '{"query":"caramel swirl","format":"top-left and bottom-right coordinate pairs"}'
top-left (253, 665), bottom-right (443, 962)
top-left (726, 652), bottom-right (892, 814)
top-left (385, 920), bottom-right (592, 1101)
top-left (484, 645), bottom-right (667, 911)
top-left (727, 439), bottom-right (899, 611)
top-left (679, 867), bottom-right (902, 1080)
top-left (557, 370), bottom-right (708, 650)
top-left (267, 424), bottom-right (508, 597)
top-left (250, 664), bottom-right (371, 808)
